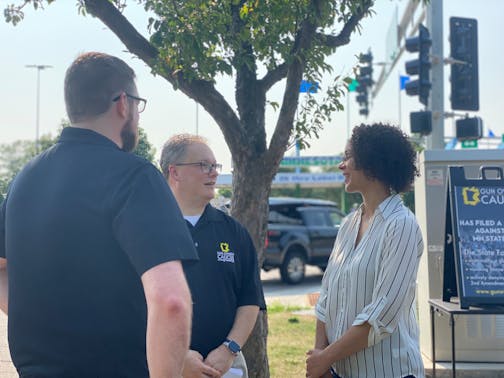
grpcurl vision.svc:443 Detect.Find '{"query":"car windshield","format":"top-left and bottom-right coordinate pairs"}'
top-left (302, 210), bottom-right (329, 227)
top-left (268, 208), bottom-right (303, 225)
top-left (328, 210), bottom-right (344, 227)
top-left (268, 200), bottom-right (344, 226)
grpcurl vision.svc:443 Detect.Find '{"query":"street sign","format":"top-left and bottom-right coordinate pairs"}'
top-left (215, 173), bottom-right (345, 188)
top-left (279, 156), bottom-right (342, 167)
top-left (461, 140), bottom-right (478, 149)
top-left (274, 172), bottom-right (344, 185)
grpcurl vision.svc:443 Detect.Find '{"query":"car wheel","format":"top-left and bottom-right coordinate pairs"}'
top-left (280, 249), bottom-right (306, 285)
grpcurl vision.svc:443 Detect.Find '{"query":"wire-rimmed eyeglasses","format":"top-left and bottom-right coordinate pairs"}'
top-left (112, 92), bottom-right (147, 113)
top-left (175, 161), bottom-right (222, 174)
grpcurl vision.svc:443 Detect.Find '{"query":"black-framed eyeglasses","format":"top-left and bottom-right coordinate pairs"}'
top-left (175, 161), bottom-right (222, 174)
top-left (112, 92), bottom-right (147, 113)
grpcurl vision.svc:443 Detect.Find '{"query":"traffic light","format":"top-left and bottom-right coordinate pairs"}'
top-left (410, 111), bottom-right (432, 136)
top-left (355, 51), bottom-right (373, 117)
top-left (358, 52), bottom-right (373, 87)
top-left (404, 24), bottom-right (431, 106)
top-left (356, 86), bottom-right (369, 116)
top-left (359, 108), bottom-right (369, 116)
top-left (456, 117), bottom-right (482, 140)
top-left (450, 17), bottom-right (479, 111)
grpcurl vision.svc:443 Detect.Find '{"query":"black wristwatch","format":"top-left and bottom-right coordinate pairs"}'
top-left (223, 338), bottom-right (241, 355)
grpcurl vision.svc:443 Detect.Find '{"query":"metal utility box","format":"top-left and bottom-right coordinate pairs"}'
top-left (415, 149), bottom-right (504, 361)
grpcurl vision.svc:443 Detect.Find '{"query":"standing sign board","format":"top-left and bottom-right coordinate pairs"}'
top-left (443, 166), bottom-right (504, 309)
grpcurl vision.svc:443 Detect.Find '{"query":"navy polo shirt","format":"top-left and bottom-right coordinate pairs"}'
top-left (0, 127), bottom-right (198, 377)
top-left (182, 204), bottom-right (266, 358)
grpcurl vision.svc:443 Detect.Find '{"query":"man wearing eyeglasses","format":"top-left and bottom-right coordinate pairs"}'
top-left (160, 134), bottom-right (265, 378)
top-left (0, 52), bottom-right (198, 377)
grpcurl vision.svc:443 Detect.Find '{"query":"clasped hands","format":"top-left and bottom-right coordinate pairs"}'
top-left (183, 345), bottom-right (235, 378)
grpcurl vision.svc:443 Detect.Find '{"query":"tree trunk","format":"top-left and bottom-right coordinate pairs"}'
top-left (243, 310), bottom-right (269, 378)
top-left (230, 152), bottom-right (276, 378)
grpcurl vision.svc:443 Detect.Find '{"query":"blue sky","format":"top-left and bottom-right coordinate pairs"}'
top-left (1, 0), bottom-right (502, 172)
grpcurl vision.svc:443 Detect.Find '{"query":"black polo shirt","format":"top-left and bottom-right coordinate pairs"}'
top-left (0, 127), bottom-right (198, 377)
top-left (182, 205), bottom-right (265, 358)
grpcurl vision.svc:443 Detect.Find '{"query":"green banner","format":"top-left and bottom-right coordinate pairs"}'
top-left (280, 156), bottom-right (342, 167)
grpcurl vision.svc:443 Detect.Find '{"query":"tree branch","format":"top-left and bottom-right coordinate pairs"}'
top-left (182, 78), bottom-right (246, 157)
top-left (266, 12), bottom-right (318, 171)
top-left (82, 0), bottom-right (245, 154)
top-left (232, 1), bottom-right (259, 122)
top-left (260, 63), bottom-right (288, 92)
top-left (266, 63), bottom-right (303, 175)
top-left (230, 2), bottom-right (268, 155)
top-left (260, 0), bottom-right (321, 93)
top-left (320, 0), bottom-right (373, 48)
top-left (83, 0), bottom-right (158, 64)
top-left (264, 0), bottom-right (325, 170)
top-left (265, 0), bottom-right (372, 169)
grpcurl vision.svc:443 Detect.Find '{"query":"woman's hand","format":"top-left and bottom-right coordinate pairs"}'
top-left (306, 348), bottom-right (332, 378)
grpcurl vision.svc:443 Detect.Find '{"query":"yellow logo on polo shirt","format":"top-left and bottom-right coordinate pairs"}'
top-left (217, 242), bottom-right (235, 263)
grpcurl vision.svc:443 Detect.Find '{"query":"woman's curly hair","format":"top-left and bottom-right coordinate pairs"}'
top-left (349, 123), bottom-right (419, 193)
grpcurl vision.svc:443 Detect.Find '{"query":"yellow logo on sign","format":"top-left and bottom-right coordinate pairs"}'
top-left (220, 242), bottom-right (230, 253)
top-left (462, 187), bottom-right (480, 206)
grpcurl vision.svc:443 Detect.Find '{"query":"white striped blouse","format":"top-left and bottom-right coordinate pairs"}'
top-left (315, 194), bottom-right (424, 378)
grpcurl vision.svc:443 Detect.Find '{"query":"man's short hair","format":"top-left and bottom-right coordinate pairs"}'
top-left (64, 52), bottom-right (136, 123)
top-left (160, 134), bottom-right (208, 178)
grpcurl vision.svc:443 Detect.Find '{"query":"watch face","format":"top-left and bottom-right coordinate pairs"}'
top-left (227, 340), bottom-right (240, 353)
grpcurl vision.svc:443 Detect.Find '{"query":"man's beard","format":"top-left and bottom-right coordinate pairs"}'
top-left (120, 114), bottom-right (138, 153)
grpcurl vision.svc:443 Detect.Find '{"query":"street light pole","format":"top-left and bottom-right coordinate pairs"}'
top-left (195, 101), bottom-right (199, 135)
top-left (426, 0), bottom-right (444, 149)
top-left (26, 64), bottom-right (52, 153)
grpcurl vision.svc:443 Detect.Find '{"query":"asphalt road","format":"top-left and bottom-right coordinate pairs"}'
top-left (260, 265), bottom-right (323, 297)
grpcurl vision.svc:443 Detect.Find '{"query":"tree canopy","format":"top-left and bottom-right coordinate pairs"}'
top-left (5, 0), bottom-right (374, 153)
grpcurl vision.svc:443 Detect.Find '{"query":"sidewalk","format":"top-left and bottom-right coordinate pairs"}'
top-left (0, 312), bottom-right (16, 377)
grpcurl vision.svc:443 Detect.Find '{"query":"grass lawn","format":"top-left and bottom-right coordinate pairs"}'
top-left (267, 303), bottom-right (316, 378)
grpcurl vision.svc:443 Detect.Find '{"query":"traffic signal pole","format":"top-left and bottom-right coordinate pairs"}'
top-left (426, 0), bottom-right (444, 149)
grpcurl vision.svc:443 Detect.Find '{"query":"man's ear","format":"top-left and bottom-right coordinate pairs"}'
top-left (168, 165), bottom-right (181, 181)
top-left (114, 93), bottom-right (129, 119)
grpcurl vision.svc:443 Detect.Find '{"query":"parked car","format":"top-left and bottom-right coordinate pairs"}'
top-left (264, 197), bottom-right (346, 284)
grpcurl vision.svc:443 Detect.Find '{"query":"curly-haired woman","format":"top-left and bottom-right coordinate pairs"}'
top-left (306, 123), bottom-right (424, 378)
